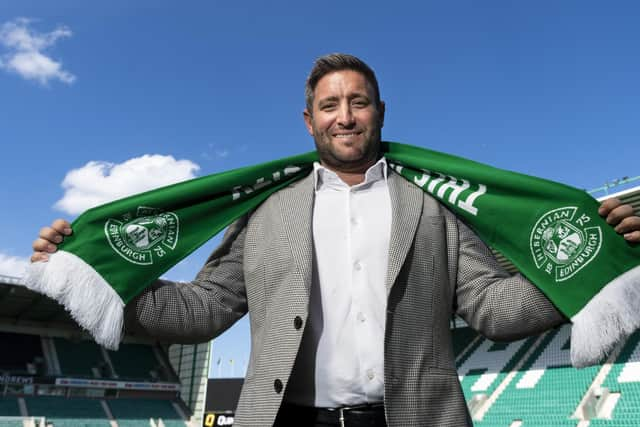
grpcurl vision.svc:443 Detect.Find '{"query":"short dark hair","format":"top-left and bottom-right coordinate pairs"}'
top-left (305, 53), bottom-right (381, 112)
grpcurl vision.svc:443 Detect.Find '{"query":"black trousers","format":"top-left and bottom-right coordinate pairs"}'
top-left (274, 403), bottom-right (388, 427)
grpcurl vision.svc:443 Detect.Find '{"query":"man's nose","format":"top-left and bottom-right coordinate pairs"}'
top-left (337, 104), bottom-right (355, 127)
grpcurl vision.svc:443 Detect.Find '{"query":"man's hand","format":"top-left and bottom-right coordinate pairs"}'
top-left (31, 219), bottom-right (72, 262)
top-left (599, 198), bottom-right (640, 242)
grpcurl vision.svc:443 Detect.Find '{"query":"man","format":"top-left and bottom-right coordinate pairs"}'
top-left (32, 54), bottom-right (640, 426)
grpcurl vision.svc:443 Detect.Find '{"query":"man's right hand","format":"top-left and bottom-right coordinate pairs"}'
top-left (31, 219), bottom-right (72, 263)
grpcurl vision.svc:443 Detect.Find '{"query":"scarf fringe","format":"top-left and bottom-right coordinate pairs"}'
top-left (24, 251), bottom-right (124, 350)
top-left (571, 265), bottom-right (640, 368)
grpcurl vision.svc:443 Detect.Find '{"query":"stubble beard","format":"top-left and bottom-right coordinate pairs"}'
top-left (313, 127), bottom-right (382, 173)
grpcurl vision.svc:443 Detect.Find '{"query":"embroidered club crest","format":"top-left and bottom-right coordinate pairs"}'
top-left (530, 206), bottom-right (602, 282)
top-left (105, 207), bottom-right (179, 265)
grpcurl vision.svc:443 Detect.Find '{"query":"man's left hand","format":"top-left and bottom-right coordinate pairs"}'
top-left (599, 198), bottom-right (640, 242)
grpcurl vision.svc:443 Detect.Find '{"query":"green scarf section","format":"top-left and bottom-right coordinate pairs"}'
top-left (25, 142), bottom-right (640, 367)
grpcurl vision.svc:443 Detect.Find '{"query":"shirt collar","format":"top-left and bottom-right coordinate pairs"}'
top-left (313, 157), bottom-right (388, 191)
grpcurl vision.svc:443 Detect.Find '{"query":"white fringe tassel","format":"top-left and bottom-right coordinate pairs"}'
top-left (23, 251), bottom-right (124, 350)
top-left (571, 265), bottom-right (640, 368)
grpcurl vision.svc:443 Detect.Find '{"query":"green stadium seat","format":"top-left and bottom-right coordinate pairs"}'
top-left (24, 396), bottom-right (110, 425)
top-left (0, 397), bottom-right (20, 416)
top-left (452, 326), bottom-right (480, 356)
top-left (474, 325), bottom-right (598, 427)
top-left (108, 343), bottom-right (161, 380)
top-left (596, 332), bottom-right (640, 423)
top-left (457, 334), bottom-right (537, 400)
top-left (107, 398), bottom-right (185, 426)
top-left (54, 337), bottom-right (108, 378)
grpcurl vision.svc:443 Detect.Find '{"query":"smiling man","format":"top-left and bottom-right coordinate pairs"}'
top-left (32, 54), bottom-right (640, 427)
top-left (303, 67), bottom-right (384, 185)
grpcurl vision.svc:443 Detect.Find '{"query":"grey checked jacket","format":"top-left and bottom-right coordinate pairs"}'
top-left (125, 170), bottom-right (565, 426)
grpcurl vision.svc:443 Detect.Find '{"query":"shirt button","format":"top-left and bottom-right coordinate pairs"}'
top-left (367, 369), bottom-right (375, 380)
top-left (357, 312), bottom-right (366, 323)
top-left (294, 316), bottom-right (303, 330)
top-left (350, 217), bottom-right (359, 226)
top-left (354, 261), bottom-right (362, 271)
top-left (274, 379), bottom-right (283, 394)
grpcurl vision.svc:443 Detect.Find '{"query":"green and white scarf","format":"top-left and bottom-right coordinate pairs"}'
top-left (25, 142), bottom-right (640, 367)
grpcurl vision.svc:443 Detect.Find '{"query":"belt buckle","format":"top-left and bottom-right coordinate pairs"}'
top-left (336, 403), bottom-right (382, 427)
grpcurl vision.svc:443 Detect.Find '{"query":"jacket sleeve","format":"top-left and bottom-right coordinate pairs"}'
top-left (123, 215), bottom-right (248, 344)
top-left (453, 217), bottom-right (567, 341)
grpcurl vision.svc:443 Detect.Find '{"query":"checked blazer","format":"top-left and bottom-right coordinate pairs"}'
top-left (125, 169), bottom-right (565, 426)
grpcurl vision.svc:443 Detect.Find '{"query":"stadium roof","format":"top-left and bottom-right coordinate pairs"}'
top-left (0, 275), bottom-right (81, 335)
top-left (0, 274), bottom-right (152, 343)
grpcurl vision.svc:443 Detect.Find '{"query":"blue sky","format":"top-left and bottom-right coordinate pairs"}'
top-left (1, 1), bottom-right (638, 378)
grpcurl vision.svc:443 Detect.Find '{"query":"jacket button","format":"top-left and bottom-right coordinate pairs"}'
top-left (274, 379), bottom-right (283, 394)
top-left (294, 316), bottom-right (303, 330)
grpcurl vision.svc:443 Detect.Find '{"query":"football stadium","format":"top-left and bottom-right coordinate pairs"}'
top-left (0, 183), bottom-right (638, 427)
top-left (0, 272), bottom-right (209, 427)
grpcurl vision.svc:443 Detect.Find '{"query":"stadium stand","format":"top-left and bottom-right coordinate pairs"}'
top-left (0, 275), bottom-right (197, 426)
top-left (457, 333), bottom-right (537, 399)
top-left (0, 396), bottom-right (21, 416)
top-left (589, 331), bottom-right (640, 426)
top-left (108, 398), bottom-right (185, 427)
top-left (452, 325), bottom-right (481, 356)
top-left (108, 344), bottom-right (162, 380)
top-left (450, 321), bottom-right (640, 427)
top-left (0, 332), bottom-right (44, 375)
top-left (475, 325), bottom-right (600, 426)
top-left (24, 396), bottom-right (110, 426)
top-left (54, 337), bottom-right (108, 378)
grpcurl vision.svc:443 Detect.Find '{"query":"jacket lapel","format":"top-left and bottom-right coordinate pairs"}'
top-left (277, 172), bottom-right (315, 296)
top-left (385, 171), bottom-right (424, 293)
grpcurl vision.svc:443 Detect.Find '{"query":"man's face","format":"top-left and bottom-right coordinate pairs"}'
top-left (304, 70), bottom-right (385, 172)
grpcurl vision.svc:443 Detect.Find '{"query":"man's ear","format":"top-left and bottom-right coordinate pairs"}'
top-left (303, 108), bottom-right (314, 135)
top-left (379, 101), bottom-right (386, 128)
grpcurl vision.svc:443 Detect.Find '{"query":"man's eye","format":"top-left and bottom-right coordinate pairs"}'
top-left (352, 100), bottom-right (368, 107)
top-left (321, 104), bottom-right (336, 111)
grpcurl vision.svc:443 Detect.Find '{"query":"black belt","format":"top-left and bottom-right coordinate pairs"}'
top-left (276, 402), bottom-right (387, 427)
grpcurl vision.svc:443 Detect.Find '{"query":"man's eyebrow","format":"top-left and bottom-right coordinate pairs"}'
top-left (317, 93), bottom-right (371, 105)
top-left (349, 93), bottom-right (371, 101)
top-left (317, 96), bottom-right (340, 105)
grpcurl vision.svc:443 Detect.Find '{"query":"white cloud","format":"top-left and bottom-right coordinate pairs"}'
top-left (54, 154), bottom-right (200, 215)
top-left (0, 252), bottom-right (29, 278)
top-left (0, 17), bottom-right (75, 85)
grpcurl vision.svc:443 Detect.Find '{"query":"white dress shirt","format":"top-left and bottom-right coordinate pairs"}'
top-left (285, 158), bottom-right (392, 407)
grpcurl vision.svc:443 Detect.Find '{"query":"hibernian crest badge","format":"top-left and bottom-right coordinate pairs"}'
top-left (530, 206), bottom-right (602, 282)
top-left (105, 206), bottom-right (179, 265)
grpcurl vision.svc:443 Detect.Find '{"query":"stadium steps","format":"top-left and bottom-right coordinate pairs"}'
top-left (458, 334), bottom-right (537, 400)
top-left (106, 398), bottom-right (186, 427)
top-left (588, 331), bottom-right (640, 425)
top-left (474, 333), bottom-right (548, 421)
top-left (571, 338), bottom-right (625, 421)
top-left (41, 336), bottom-right (61, 376)
top-left (476, 325), bottom-right (600, 427)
